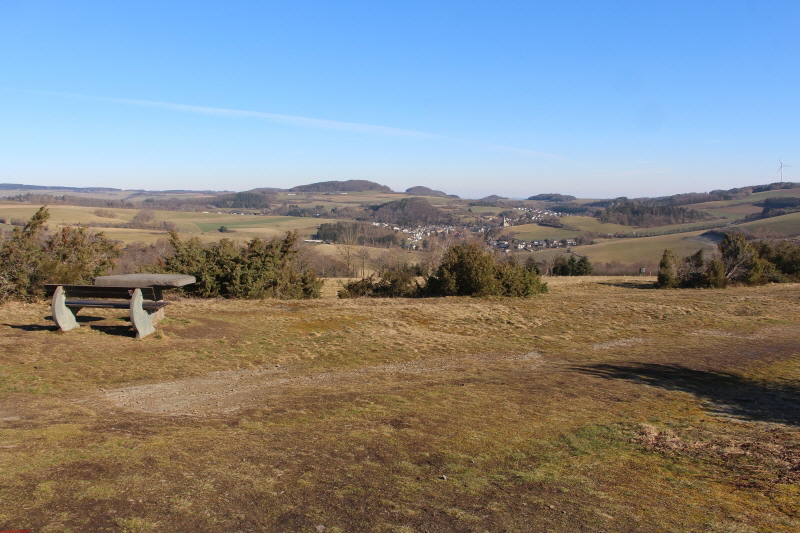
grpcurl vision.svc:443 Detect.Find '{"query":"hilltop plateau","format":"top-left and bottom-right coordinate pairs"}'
top-left (1, 278), bottom-right (798, 531)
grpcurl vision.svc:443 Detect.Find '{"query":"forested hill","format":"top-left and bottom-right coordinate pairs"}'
top-left (289, 180), bottom-right (393, 193)
top-left (370, 197), bottom-right (452, 226)
top-left (598, 201), bottom-right (711, 227)
top-left (405, 186), bottom-right (452, 198)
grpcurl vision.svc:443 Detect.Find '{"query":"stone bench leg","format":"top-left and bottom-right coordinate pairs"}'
top-left (129, 288), bottom-right (156, 338)
top-left (51, 286), bottom-right (80, 332)
top-left (150, 307), bottom-right (165, 325)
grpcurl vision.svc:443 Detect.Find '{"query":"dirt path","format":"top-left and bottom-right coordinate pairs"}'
top-left (99, 351), bottom-right (543, 416)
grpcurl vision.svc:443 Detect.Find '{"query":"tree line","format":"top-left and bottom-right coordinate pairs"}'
top-left (598, 201), bottom-right (710, 227)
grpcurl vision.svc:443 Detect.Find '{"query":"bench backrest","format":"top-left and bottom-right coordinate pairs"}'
top-left (44, 284), bottom-right (159, 301)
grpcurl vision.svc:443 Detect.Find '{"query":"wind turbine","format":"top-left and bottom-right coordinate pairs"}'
top-left (778, 160), bottom-right (790, 183)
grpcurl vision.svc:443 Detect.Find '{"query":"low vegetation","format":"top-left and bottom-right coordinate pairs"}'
top-left (657, 232), bottom-right (800, 288)
top-left (155, 231), bottom-right (322, 299)
top-left (0, 206), bottom-right (119, 302)
top-left (550, 254), bottom-right (593, 276)
top-left (0, 208), bottom-right (322, 302)
top-left (340, 242), bottom-right (547, 298)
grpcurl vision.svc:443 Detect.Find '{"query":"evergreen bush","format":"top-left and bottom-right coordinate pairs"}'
top-left (158, 231), bottom-right (321, 299)
top-left (0, 206), bottom-right (119, 302)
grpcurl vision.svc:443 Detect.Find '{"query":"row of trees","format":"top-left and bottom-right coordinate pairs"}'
top-left (550, 255), bottom-right (594, 276)
top-left (744, 196), bottom-right (800, 221)
top-left (315, 221), bottom-right (402, 248)
top-left (598, 201), bottom-right (710, 227)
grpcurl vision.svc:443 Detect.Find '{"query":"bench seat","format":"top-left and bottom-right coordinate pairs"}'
top-left (45, 284), bottom-right (169, 338)
top-left (58, 299), bottom-right (169, 312)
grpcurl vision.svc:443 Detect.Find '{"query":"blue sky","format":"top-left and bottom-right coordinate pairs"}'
top-left (1, 1), bottom-right (798, 199)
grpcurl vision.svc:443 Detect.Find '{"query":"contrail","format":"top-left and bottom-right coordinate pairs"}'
top-left (8, 87), bottom-right (568, 160)
top-left (17, 88), bottom-right (440, 138)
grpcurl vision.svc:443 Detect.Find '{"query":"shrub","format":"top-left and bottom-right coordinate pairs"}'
top-left (656, 233), bottom-right (800, 289)
top-left (339, 243), bottom-right (547, 298)
top-left (93, 209), bottom-right (116, 218)
top-left (656, 249), bottom-right (679, 288)
top-left (0, 206), bottom-right (119, 302)
top-left (424, 242), bottom-right (547, 297)
top-left (551, 255), bottom-right (593, 276)
top-left (158, 231), bottom-right (322, 299)
top-left (338, 270), bottom-right (420, 298)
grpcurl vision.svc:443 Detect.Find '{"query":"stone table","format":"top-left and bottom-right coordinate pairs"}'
top-left (93, 274), bottom-right (195, 322)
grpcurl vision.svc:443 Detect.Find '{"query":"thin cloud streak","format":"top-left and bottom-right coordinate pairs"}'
top-left (108, 96), bottom-right (444, 138)
top-left (12, 87), bottom-right (568, 160)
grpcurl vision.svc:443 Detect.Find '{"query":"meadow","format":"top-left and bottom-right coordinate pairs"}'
top-left (1, 278), bottom-right (798, 532)
top-left (0, 203), bottom-right (337, 245)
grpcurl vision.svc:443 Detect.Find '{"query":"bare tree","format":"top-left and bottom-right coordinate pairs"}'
top-left (336, 223), bottom-right (359, 277)
top-left (356, 246), bottom-right (371, 278)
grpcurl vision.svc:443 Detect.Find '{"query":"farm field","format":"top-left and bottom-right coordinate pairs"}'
top-left (685, 187), bottom-right (800, 211)
top-left (574, 231), bottom-right (718, 264)
top-left (0, 203), bottom-right (337, 244)
top-left (559, 216), bottom-right (630, 234)
top-left (735, 211), bottom-right (800, 237)
top-left (502, 223), bottom-right (582, 241)
top-left (0, 279), bottom-right (798, 532)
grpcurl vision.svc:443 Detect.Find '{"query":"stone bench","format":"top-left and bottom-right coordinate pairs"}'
top-left (44, 284), bottom-right (170, 338)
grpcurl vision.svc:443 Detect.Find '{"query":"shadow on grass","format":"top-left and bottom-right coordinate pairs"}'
top-left (576, 363), bottom-right (800, 426)
top-left (597, 281), bottom-right (657, 290)
top-left (5, 318), bottom-right (137, 337)
top-left (3, 323), bottom-right (60, 332)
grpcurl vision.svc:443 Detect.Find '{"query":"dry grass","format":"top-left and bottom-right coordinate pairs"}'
top-left (1, 279), bottom-right (799, 532)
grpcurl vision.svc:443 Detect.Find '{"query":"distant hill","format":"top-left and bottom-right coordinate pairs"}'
top-left (290, 180), bottom-right (393, 193)
top-left (527, 193), bottom-right (576, 202)
top-left (370, 197), bottom-right (452, 226)
top-left (0, 183), bottom-right (122, 192)
top-left (480, 195), bottom-right (507, 202)
top-left (405, 186), bottom-right (450, 198)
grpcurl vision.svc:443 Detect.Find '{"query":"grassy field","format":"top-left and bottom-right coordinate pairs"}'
top-left (735, 211), bottom-right (800, 237)
top-left (685, 187), bottom-right (800, 210)
top-left (560, 216), bottom-right (630, 234)
top-left (1, 279), bottom-right (798, 532)
top-left (571, 231), bottom-right (718, 264)
top-left (502, 224), bottom-right (582, 241)
top-left (0, 203), bottom-right (337, 244)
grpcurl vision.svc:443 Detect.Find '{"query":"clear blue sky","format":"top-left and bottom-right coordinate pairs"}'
top-left (1, 1), bottom-right (798, 199)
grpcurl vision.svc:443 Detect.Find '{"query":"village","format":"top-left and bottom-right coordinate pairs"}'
top-left (368, 205), bottom-right (577, 252)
